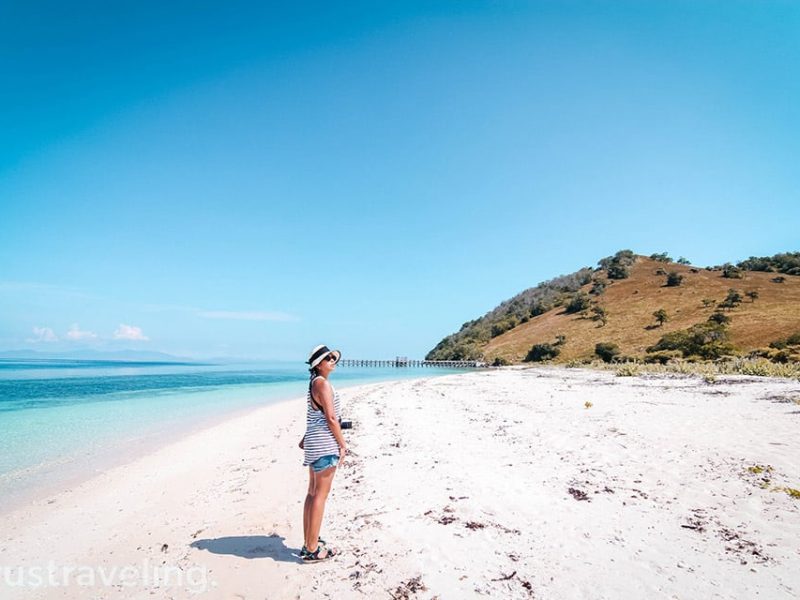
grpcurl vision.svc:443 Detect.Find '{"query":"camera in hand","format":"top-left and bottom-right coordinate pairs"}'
top-left (340, 420), bottom-right (353, 430)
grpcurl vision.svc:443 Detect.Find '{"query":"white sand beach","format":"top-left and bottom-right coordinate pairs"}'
top-left (2, 368), bottom-right (799, 599)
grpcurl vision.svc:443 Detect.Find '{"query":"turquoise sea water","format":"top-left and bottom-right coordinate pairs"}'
top-left (0, 359), bottom-right (460, 509)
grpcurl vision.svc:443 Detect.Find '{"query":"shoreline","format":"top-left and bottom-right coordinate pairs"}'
top-left (3, 368), bottom-right (799, 599)
top-left (0, 371), bottom-right (453, 516)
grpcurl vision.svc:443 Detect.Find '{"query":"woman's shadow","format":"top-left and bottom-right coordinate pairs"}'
top-left (191, 534), bottom-right (302, 563)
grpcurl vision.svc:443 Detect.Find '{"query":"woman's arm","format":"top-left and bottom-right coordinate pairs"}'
top-left (312, 378), bottom-right (347, 457)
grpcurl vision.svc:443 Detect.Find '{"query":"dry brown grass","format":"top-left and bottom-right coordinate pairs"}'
top-left (483, 257), bottom-right (800, 364)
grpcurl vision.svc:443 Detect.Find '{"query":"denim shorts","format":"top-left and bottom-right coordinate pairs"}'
top-left (310, 454), bottom-right (339, 473)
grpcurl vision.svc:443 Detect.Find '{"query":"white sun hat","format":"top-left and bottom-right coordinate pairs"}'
top-left (306, 345), bottom-right (342, 369)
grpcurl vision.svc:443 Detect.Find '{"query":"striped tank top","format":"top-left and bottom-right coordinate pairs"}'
top-left (303, 376), bottom-right (341, 466)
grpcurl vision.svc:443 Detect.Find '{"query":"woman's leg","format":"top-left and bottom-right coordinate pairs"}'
top-left (304, 466), bottom-right (337, 553)
top-left (303, 466), bottom-right (315, 547)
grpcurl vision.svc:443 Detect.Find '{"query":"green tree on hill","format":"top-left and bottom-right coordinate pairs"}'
top-left (524, 343), bottom-right (560, 362)
top-left (722, 263), bottom-right (744, 279)
top-left (595, 342), bottom-right (621, 363)
top-left (653, 308), bottom-right (669, 327)
top-left (708, 311), bottom-right (732, 326)
top-left (745, 290), bottom-right (759, 303)
top-left (719, 288), bottom-right (743, 311)
top-left (591, 305), bottom-right (608, 326)
top-left (647, 322), bottom-right (735, 359)
top-left (677, 257), bottom-right (691, 265)
top-left (666, 272), bottom-right (683, 287)
top-left (650, 252), bottom-right (671, 262)
top-left (598, 249), bottom-right (636, 280)
top-left (565, 292), bottom-right (592, 314)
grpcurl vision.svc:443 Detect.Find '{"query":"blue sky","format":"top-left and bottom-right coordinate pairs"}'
top-left (1, 1), bottom-right (799, 360)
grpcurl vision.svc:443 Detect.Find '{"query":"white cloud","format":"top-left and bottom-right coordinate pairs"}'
top-left (198, 310), bottom-right (298, 322)
top-left (113, 324), bottom-right (149, 341)
top-left (27, 326), bottom-right (58, 343)
top-left (66, 324), bottom-right (98, 341)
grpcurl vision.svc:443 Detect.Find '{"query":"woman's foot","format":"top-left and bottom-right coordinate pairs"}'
top-left (301, 544), bottom-right (334, 561)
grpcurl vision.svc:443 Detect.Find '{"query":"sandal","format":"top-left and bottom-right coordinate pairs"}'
top-left (301, 545), bottom-right (335, 562)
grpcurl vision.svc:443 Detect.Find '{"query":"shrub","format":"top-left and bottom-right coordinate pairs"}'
top-left (647, 322), bottom-right (735, 359)
top-left (655, 268), bottom-right (667, 276)
top-left (722, 263), bottom-right (744, 279)
top-left (554, 334), bottom-right (567, 346)
top-left (653, 308), bottom-right (669, 327)
top-left (615, 363), bottom-right (641, 377)
top-left (643, 350), bottom-right (683, 364)
top-left (491, 357), bottom-right (510, 367)
top-left (772, 276), bottom-right (786, 284)
top-left (599, 249), bottom-right (635, 280)
top-left (745, 290), bottom-right (759, 302)
top-left (491, 317), bottom-right (518, 338)
top-left (769, 332), bottom-right (800, 350)
top-left (708, 312), bottom-right (731, 325)
top-left (589, 280), bottom-right (607, 296)
top-left (701, 298), bottom-right (716, 309)
top-left (718, 288), bottom-right (743, 311)
top-left (565, 293), bottom-right (591, 314)
top-left (524, 343), bottom-right (560, 362)
top-left (650, 252), bottom-right (671, 262)
top-left (591, 305), bottom-right (607, 326)
top-left (678, 257), bottom-right (691, 265)
top-left (666, 272), bottom-right (684, 287)
top-left (595, 342), bottom-right (621, 363)
top-left (607, 264), bottom-right (630, 279)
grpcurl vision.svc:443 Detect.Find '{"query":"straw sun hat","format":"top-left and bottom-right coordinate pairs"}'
top-left (306, 345), bottom-right (341, 369)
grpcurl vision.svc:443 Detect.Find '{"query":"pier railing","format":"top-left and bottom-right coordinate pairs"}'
top-left (339, 357), bottom-right (485, 369)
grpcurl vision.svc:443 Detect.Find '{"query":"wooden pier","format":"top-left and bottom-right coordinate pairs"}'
top-left (339, 357), bottom-right (485, 369)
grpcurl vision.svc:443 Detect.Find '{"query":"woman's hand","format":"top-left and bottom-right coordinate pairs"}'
top-left (338, 443), bottom-right (347, 463)
top-left (298, 437), bottom-right (305, 450)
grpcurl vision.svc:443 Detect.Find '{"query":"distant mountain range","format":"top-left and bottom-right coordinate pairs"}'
top-left (427, 250), bottom-right (800, 364)
top-left (0, 348), bottom-right (197, 362)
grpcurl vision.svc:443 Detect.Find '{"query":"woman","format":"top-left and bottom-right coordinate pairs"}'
top-left (298, 344), bottom-right (346, 561)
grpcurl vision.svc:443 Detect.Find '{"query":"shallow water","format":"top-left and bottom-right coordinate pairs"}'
top-left (0, 358), bottom-right (461, 508)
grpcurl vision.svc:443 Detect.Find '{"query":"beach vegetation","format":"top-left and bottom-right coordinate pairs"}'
top-left (747, 465), bottom-right (773, 475)
top-left (615, 363), bottom-right (641, 377)
top-left (665, 271), bottom-right (683, 287)
top-left (785, 488), bottom-right (800, 500)
top-left (584, 401), bottom-right (593, 409)
top-left (595, 342), bottom-right (621, 363)
top-left (643, 350), bottom-right (683, 364)
top-left (524, 343), bottom-right (560, 362)
top-left (769, 332), bottom-right (800, 350)
top-left (491, 357), bottom-right (510, 367)
top-left (703, 373), bottom-right (717, 384)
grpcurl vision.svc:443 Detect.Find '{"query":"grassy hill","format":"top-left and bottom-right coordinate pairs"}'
top-left (427, 251), bottom-right (800, 364)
